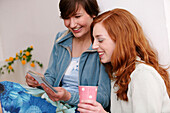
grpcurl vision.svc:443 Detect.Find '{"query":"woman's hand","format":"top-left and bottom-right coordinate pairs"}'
top-left (78, 100), bottom-right (107, 113)
top-left (40, 84), bottom-right (71, 102)
top-left (25, 73), bottom-right (41, 87)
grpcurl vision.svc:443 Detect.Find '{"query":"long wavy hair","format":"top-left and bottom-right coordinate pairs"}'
top-left (91, 8), bottom-right (170, 101)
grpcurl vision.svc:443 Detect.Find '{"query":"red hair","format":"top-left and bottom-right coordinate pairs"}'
top-left (91, 8), bottom-right (170, 101)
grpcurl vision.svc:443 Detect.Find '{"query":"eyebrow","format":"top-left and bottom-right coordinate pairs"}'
top-left (72, 12), bottom-right (82, 16)
top-left (76, 12), bottom-right (82, 14)
top-left (94, 34), bottom-right (103, 38)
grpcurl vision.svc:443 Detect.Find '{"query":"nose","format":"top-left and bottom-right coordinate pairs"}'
top-left (92, 39), bottom-right (99, 50)
top-left (69, 17), bottom-right (77, 28)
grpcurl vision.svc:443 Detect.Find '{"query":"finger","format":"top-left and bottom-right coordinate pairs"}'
top-left (41, 84), bottom-right (58, 97)
top-left (77, 107), bottom-right (95, 113)
top-left (80, 100), bottom-right (98, 106)
top-left (26, 77), bottom-right (39, 87)
top-left (25, 74), bottom-right (36, 83)
top-left (45, 89), bottom-right (59, 102)
top-left (41, 84), bottom-right (53, 93)
top-left (41, 84), bottom-right (58, 95)
top-left (48, 95), bottom-right (56, 102)
top-left (43, 88), bottom-right (55, 100)
top-left (25, 74), bottom-right (34, 80)
top-left (78, 103), bottom-right (97, 111)
top-left (47, 93), bottom-right (59, 102)
top-left (25, 78), bottom-right (35, 87)
top-left (41, 84), bottom-right (49, 91)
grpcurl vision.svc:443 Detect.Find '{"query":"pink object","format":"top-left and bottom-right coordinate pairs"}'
top-left (79, 86), bottom-right (98, 102)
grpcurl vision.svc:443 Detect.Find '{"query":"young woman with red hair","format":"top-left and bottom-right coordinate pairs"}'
top-left (78, 8), bottom-right (170, 113)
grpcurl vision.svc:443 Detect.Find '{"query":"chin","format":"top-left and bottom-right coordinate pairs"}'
top-left (101, 58), bottom-right (111, 64)
top-left (100, 59), bottom-right (107, 63)
top-left (73, 33), bottom-right (81, 37)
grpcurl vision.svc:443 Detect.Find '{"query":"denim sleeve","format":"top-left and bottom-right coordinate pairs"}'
top-left (44, 32), bottom-right (63, 85)
top-left (96, 64), bottom-right (111, 108)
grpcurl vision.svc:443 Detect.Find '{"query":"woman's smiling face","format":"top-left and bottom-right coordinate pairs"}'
top-left (64, 4), bottom-right (94, 39)
top-left (92, 22), bottom-right (116, 63)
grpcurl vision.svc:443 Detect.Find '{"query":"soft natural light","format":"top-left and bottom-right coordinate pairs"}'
top-left (164, 0), bottom-right (170, 50)
top-left (0, 36), bottom-right (3, 60)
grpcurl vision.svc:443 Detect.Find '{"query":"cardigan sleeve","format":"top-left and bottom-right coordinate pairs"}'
top-left (129, 64), bottom-right (167, 113)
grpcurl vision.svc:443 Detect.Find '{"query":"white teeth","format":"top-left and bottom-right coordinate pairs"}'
top-left (73, 28), bottom-right (80, 30)
top-left (99, 53), bottom-right (104, 55)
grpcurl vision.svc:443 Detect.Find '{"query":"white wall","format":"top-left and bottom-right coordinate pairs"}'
top-left (0, 0), bottom-right (65, 83)
top-left (0, 0), bottom-right (170, 83)
top-left (0, 36), bottom-right (3, 60)
top-left (0, 0), bottom-right (65, 74)
top-left (98, 0), bottom-right (170, 67)
top-left (164, 0), bottom-right (170, 51)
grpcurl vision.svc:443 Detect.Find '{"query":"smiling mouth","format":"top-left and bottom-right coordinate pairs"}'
top-left (73, 28), bottom-right (80, 30)
top-left (72, 27), bottom-right (82, 33)
top-left (98, 52), bottom-right (103, 55)
top-left (98, 52), bottom-right (104, 58)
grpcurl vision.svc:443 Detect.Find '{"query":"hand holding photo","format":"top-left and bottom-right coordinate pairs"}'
top-left (27, 70), bottom-right (58, 93)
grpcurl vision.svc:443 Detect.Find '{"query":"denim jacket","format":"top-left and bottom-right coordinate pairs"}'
top-left (44, 30), bottom-right (111, 108)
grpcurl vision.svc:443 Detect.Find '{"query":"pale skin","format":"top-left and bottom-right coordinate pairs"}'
top-left (78, 100), bottom-right (107, 113)
top-left (0, 101), bottom-right (2, 113)
top-left (25, 4), bottom-right (95, 102)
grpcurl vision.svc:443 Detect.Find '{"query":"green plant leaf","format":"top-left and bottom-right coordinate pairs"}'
top-left (27, 57), bottom-right (31, 62)
top-left (39, 64), bottom-right (43, 67)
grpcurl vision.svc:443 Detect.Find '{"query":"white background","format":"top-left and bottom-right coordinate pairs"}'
top-left (0, 0), bottom-right (170, 83)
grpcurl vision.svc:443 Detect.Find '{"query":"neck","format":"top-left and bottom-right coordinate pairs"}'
top-left (74, 32), bottom-right (91, 43)
top-left (72, 35), bottom-right (92, 57)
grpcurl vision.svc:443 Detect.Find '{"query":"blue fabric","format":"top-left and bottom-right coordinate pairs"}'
top-left (44, 30), bottom-right (111, 108)
top-left (62, 57), bottom-right (80, 93)
top-left (21, 84), bottom-right (77, 113)
top-left (0, 81), bottom-right (57, 113)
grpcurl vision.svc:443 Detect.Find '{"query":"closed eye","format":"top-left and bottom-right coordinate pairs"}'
top-left (76, 16), bottom-right (81, 18)
top-left (98, 38), bottom-right (104, 42)
top-left (75, 15), bottom-right (82, 18)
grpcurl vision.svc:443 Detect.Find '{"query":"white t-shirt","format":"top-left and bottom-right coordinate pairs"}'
top-left (62, 57), bottom-right (80, 93)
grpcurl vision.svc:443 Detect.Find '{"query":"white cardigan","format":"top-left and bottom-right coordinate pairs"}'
top-left (111, 62), bottom-right (170, 113)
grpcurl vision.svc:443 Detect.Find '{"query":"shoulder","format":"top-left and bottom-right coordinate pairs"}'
top-left (130, 63), bottom-right (165, 88)
top-left (132, 63), bottom-right (156, 76)
top-left (131, 63), bottom-right (161, 80)
top-left (55, 30), bottom-right (72, 43)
